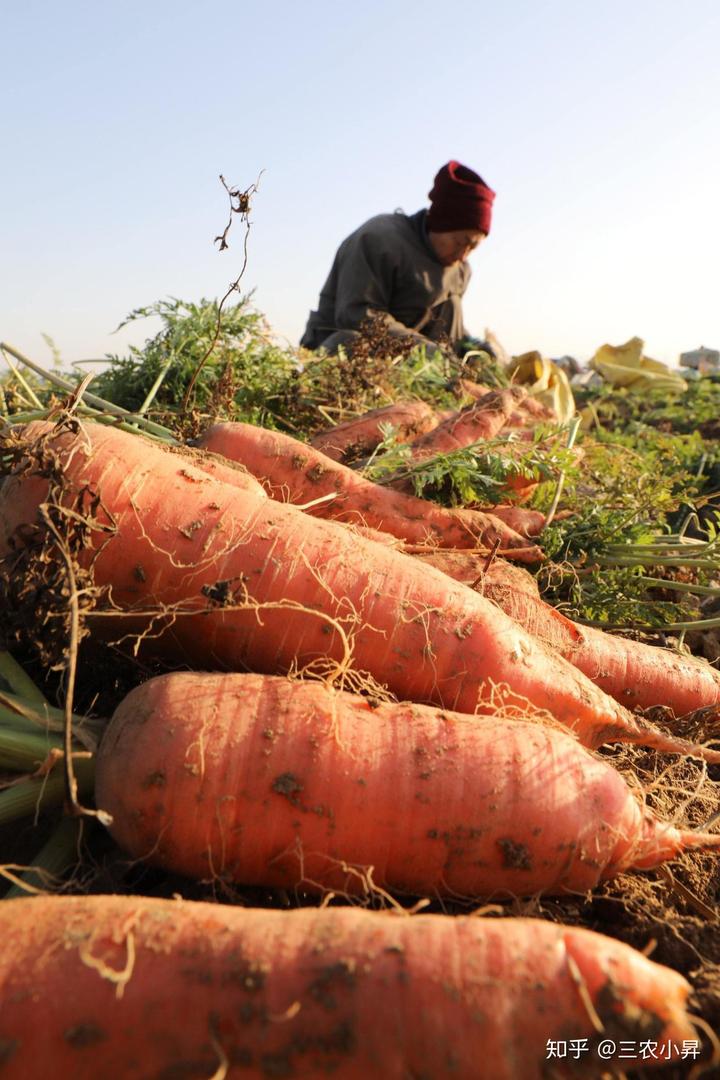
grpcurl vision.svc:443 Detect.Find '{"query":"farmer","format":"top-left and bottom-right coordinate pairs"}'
top-left (300, 161), bottom-right (495, 357)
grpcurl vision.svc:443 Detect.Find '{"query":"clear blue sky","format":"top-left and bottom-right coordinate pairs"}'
top-left (3, 0), bottom-right (719, 369)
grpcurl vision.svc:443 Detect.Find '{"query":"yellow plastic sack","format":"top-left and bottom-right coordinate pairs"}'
top-left (507, 351), bottom-right (575, 424)
top-left (590, 337), bottom-right (687, 393)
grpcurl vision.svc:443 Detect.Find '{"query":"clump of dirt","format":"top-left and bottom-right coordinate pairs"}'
top-left (0, 418), bottom-right (113, 671)
top-left (698, 419), bottom-right (720, 441)
top-left (278, 314), bottom-right (455, 435)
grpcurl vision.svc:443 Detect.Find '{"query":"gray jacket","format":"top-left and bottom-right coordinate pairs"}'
top-left (301, 209), bottom-right (471, 352)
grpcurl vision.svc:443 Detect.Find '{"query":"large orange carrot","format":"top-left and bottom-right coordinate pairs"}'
top-left (475, 578), bottom-right (720, 716)
top-left (309, 401), bottom-right (439, 462)
top-left (0, 894), bottom-right (696, 1079)
top-left (402, 386), bottom-right (523, 460)
top-left (402, 551), bottom-right (720, 715)
top-left (96, 671), bottom-right (720, 898)
top-left (576, 623), bottom-right (720, 714)
top-left (0, 420), bottom-right (713, 756)
top-left (196, 421), bottom-right (543, 561)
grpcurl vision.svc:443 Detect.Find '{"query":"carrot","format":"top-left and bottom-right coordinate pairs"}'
top-left (401, 386), bottom-right (524, 460)
top-left (96, 671), bottom-right (720, 898)
top-left (309, 401), bottom-right (439, 462)
top-left (496, 471), bottom-right (539, 504)
top-left (505, 392), bottom-right (557, 425)
top-left (0, 421), bottom-right (267, 500)
top-left (1, 420), bottom-right (714, 757)
top-left (477, 578), bottom-right (720, 717)
top-left (346, 523), bottom-right (404, 548)
top-left (384, 389), bottom-right (555, 504)
top-left (166, 443), bottom-right (268, 495)
top-left (469, 503), bottom-right (547, 537)
top-left (452, 379), bottom-right (557, 425)
top-left (0, 894), bottom-right (696, 1079)
top-left (408, 549), bottom-right (541, 595)
top-left (576, 623), bottom-right (720, 714)
top-left (409, 554), bottom-right (720, 716)
top-left (450, 377), bottom-right (494, 400)
top-left (196, 420), bottom-right (544, 561)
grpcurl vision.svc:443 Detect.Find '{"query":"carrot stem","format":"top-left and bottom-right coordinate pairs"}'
top-left (576, 613), bottom-right (720, 633)
top-left (597, 556), bottom-right (720, 570)
top-left (3, 816), bottom-right (82, 899)
top-left (0, 692), bottom-right (100, 750)
top-left (0, 346), bottom-right (44, 408)
top-left (633, 577), bottom-right (720, 598)
top-left (0, 727), bottom-right (63, 772)
top-left (544, 416), bottom-right (581, 528)
top-left (0, 759), bottom-right (94, 826)
top-left (0, 343), bottom-right (176, 440)
top-left (0, 652), bottom-right (49, 706)
top-left (137, 353), bottom-right (176, 417)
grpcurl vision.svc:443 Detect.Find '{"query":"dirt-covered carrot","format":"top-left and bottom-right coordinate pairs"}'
top-left (402, 386), bottom-right (524, 460)
top-left (452, 379), bottom-right (557, 424)
top-left (196, 420), bottom-right (543, 560)
top-left (166, 442), bottom-right (268, 497)
top-left (341, 538), bottom-right (541, 596)
top-left (96, 671), bottom-right (720, 898)
top-left (399, 547), bottom-right (720, 715)
top-left (506, 392), bottom-right (557, 426)
top-left (1, 420), bottom-right (713, 757)
top-left (408, 550), bottom-right (541, 595)
top-left (575, 623), bottom-right (720, 714)
top-left (309, 401), bottom-right (438, 462)
top-left (0, 894), bottom-right (697, 1080)
top-left (475, 578), bottom-right (720, 716)
top-left (450, 377), bottom-right (494, 400)
top-left (469, 504), bottom-right (547, 537)
top-left (0, 421), bottom-right (267, 501)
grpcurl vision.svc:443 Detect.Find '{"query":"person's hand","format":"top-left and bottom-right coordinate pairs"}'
top-left (456, 336), bottom-right (497, 360)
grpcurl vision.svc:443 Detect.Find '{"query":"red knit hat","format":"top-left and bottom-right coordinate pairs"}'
top-left (426, 161), bottom-right (495, 235)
